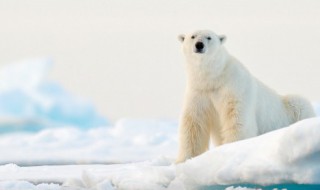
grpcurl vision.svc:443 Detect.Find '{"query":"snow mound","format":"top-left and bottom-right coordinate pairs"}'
top-left (175, 117), bottom-right (320, 189)
top-left (0, 58), bottom-right (107, 132)
top-left (0, 118), bottom-right (319, 190)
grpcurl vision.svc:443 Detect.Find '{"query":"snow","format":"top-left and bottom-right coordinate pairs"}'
top-left (0, 158), bottom-right (174, 190)
top-left (0, 118), bottom-right (178, 165)
top-left (0, 181), bottom-right (60, 190)
top-left (0, 118), bottom-right (319, 190)
top-left (0, 58), bottom-right (107, 132)
top-left (175, 118), bottom-right (320, 188)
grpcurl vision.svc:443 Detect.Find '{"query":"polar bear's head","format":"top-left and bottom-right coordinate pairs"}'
top-left (178, 30), bottom-right (226, 61)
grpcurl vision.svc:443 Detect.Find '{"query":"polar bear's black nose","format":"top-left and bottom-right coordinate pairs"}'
top-left (195, 42), bottom-right (204, 51)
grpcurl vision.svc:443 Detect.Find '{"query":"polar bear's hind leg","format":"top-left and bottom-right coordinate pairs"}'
top-left (283, 95), bottom-right (315, 122)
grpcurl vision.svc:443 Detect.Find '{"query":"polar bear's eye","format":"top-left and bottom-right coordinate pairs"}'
top-left (207, 37), bottom-right (211, 40)
top-left (191, 35), bottom-right (195, 39)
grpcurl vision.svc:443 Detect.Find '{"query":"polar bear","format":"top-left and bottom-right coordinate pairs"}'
top-left (176, 30), bottom-right (315, 163)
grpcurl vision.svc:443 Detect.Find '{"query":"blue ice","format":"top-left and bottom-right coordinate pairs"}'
top-left (0, 58), bottom-right (108, 133)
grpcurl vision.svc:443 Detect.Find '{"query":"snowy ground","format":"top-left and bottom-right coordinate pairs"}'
top-left (0, 118), bottom-right (178, 165)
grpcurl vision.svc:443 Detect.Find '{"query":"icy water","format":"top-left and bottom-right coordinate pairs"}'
top-left (206, 184), bottom-right (320, 190)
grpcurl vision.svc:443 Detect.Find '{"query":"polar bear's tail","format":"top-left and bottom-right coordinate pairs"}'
top-left (283, 95), bottom-right (316, 123)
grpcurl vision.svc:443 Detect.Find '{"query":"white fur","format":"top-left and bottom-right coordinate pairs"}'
top-left (176, 30), bottom-right (315, 163)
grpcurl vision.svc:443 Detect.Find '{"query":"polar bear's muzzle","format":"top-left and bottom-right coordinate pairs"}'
top-left (194, 42), bottom-right (205, 54)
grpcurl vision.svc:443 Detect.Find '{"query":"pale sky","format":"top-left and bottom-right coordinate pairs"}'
top-left (0, 0), bottom-right (319, 121)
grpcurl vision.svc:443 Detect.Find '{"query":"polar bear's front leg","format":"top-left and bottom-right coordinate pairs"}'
top-left (176, 93), bottom-right (214, 163)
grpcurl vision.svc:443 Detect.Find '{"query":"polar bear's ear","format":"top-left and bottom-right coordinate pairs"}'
top-left (178, 34), bottom-right (185, 42)
top-left (219, 35), bottom-right (227, 44)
